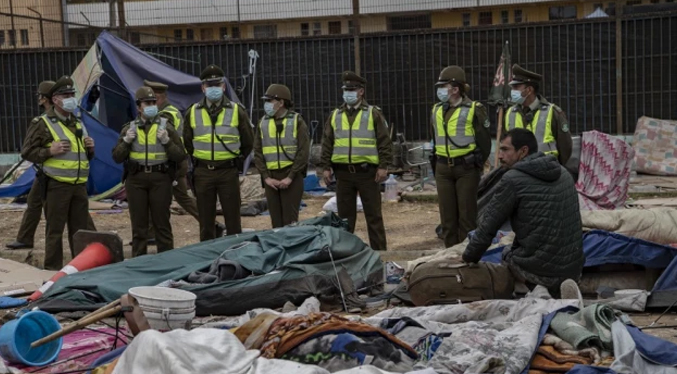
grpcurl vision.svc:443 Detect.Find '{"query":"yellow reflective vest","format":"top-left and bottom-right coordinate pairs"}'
top-left (129, 118), bottom-right (168, 166)
top-left (432, 102), bottom-right (477, 158)
top-left (41, 115), bottom-right (89, 184)
top-left (260, 113), bottom-right (298, 170)
top-left (190, 103), bottom-right (240, 161)
top-left (330, 106), bottom-right (378, 165)
top-left (504, 104), bottom-right (558, 156)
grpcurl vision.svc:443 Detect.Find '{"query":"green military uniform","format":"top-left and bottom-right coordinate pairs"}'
top-left (432, 66), bottom-right (492, 248)
top-left (183, 65), bottom-right (254, 241)
top-left (112, 86), bottom-right (186, 257)
top-left (21, 76), bottom-right (95, 270)
top-left (320, 71), bottom-right (393, 251)
top-left (253, 84), bottom-right (310, 228)
top-left (504, 64), bottom-right (573, 165)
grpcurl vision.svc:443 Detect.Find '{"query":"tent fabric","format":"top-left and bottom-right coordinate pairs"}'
top-left (36, 213), bottom-right (382, 316)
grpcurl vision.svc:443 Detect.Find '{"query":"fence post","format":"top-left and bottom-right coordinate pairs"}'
top-left (352, 0), bottom-right (361, 75)
top-left (615, 1), bottom-right (623, 135)
top-left (117, 0), bottom-right (127, 40)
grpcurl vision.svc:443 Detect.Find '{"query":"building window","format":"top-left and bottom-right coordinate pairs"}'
top-left (650, 0), bottom-right (660, 3)
top-left (8, 30), bottom-right (16, 46)
top-left (232, 26), bottom-right (240, 39)
top-left (200, 28), bottom-right (213, 40)
top-left (348, 20), bottom-right (355, 34)
top-left (0, 31), bottom-right (4, 46)
top-left (479, 11), bottom-right (493, 25)
top-left (20, 29), bottom-right (28, 46)
top-left (130, 32), bottom-right (140, 44)
top-left (387, 14), bottom-right (432, 30)
top-left (514, 9), bottom-right (523, 23)
top-left (328, 21), bottom-right (341, 34)
top-left (173, 29), bottom-right (182, 42)
top-left (186, 29), bottom-right (194, 41)
top-left (606, 2), bottom-right (617, 15)
top-left (500, 10), bottom-right (509, 24)
top-left (626, 0), bottom-right (642, 5)
top-left (300, 23), bottom-right (309, 36)
top-left (253, 24), bottom-right (277, 39)
top-left (313, 22), bottom-right (321, 35)
top-left (219, 27), bottom-right (228, 39)
top-left (549, 5), bottom-right (577, 20)
top-left (462, 13), bottom-right (471, 26)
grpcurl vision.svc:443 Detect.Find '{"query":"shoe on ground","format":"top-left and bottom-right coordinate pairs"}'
top-left (215, 222), bottom-right (226, 237)
top-left (127, 238), bottom-right (157, 246)
top-left (560, 279), bottom-right (584, 309)
top-left (5, 241), bottom-right (33, 250)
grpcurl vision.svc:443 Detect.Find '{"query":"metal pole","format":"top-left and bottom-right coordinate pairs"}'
top-left (109, 0), bottom-right (117, 28)
top-left (352, 0), bottom-right (361, 75)
top-left (9, 0), bottom-right (15, 47)
top-left (117, 0), bottom-right (126, 40)
top-left (615, 0), bottom-right (623, 134)
top-left (27, 7), bottom-right (44, 48)
top-left (62, 0), bottom-right (69, 47)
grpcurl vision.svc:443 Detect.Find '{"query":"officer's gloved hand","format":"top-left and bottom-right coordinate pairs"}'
top-left (123, 128), bottom-right (137, 144)
top-left (157, 128), bottom-right (170, 145)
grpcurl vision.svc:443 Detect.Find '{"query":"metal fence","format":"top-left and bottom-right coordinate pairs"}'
top-left (0, 12), bottom-right (676, 153)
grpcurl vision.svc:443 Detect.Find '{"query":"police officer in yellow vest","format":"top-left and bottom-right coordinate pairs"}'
top-left (432, 66), bottom-right (492, 248)
top-left (112, 87), bottom-right (186, 257)
top-left (504, 64), bottom-right (572, 165)
top-left (253, 84), bottom-right (310, 228)
top-left (21, 76), bottom-right (96, 270)
top-left (321, 71), bottom-right (393, 251)
top-left (183, 65), bottom-right (254, 241)
top-left (142, 80), bottom-right (227, 239)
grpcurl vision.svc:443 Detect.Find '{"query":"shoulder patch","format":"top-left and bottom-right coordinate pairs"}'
top-left (562, 123), bottom-right (569, 133)
top-left (475, 102), bottom-right (484, 107)
top-left (372, 105), bottom-right (382, 112)
top-left (31, 116), bottom-right (40, 123)
top-left (553, 105), bottom-right (563, 113)
top-left (483, 119), bottom-right (490, 128)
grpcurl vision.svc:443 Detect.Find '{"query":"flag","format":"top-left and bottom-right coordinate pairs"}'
top-left (488, 41), bottom-right (512, 107)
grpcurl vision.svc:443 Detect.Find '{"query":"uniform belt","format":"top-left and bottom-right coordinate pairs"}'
top-left (436, 155), bottom-right (467, 166)
top-left (332, 163), bottom-right (377, 173)
top-left (195, 159), bottom-right (237, 170)
top-left (139, 164), bottom-right (169, 173)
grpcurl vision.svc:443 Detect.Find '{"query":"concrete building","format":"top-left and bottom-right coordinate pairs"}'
top-left (0, 0), bottom-right (65, 49)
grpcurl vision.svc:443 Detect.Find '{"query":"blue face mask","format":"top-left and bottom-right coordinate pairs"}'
top-left (143, 105), bottom-right (158, 119)
top-left (205, 86), bottom-right (223, 102)
top-left (264, 102), bottom-right (277, 117)
top-left (436, 87), bottom-right (450, 102)
top-left (343, 91), bottom-right (359, 105)
top-left (510, 89), bottom-right (525, 105)
top-left (60, 97), bottom-right (78, 113)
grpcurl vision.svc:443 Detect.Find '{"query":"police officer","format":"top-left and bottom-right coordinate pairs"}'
top-left (253, 84), bottom-right (310, 228)
top-left (504, 64), bottom-right (573, 165)
top-left (142, 80), bottom-right (226, 238)
top-left (112, 86), bottom-right (186, 257)
top-left (320, 71), bottom-right (392, 251)
top-left (431, 66), bottom-right (491, 248)
top-left (183, 65), bottom-right (254, 241)
top-left (21, 76), bottom-right (95, 270)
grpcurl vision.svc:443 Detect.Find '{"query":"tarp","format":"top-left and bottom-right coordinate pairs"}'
top-left (480, 230), bottom-right (677, 293)
top-left (0, 30), bottom-right (241, 198)
top-left (36, 213), bottom-right (384, 316)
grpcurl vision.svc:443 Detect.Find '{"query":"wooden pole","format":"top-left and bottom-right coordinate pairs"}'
top-left (352, 0), bottom-right (361, 75)
top-left (494, 106), bottom-right (504, 168)
top-left (615, 0), bottom-right (624, 135)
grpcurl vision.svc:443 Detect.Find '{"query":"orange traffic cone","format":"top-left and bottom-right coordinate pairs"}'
top-left (28, 242), bottom-right (114, 302)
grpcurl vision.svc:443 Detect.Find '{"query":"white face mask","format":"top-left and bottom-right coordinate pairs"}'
top-left (343, 91), bottom-right (359, 105)
top-left (510, 89), bottom-right (526, 105)
top-left (436, 87), bottom-right (450, 102)
top-left (60, 97), bottom-right (78, 113)
top-left (264, 101), bottom-right (277, 117)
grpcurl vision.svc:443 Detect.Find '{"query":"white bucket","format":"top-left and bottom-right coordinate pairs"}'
top-left (128, 287), bottom-right (197, 331)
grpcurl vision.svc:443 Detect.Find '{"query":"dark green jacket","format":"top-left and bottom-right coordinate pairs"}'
top-left (463, 153), bottom-right (585, 288)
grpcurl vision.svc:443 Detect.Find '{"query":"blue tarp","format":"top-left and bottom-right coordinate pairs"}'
top-left (478, 230), bottom-right (677, 292)
top-left (0, 31), bottom-right (241, 198)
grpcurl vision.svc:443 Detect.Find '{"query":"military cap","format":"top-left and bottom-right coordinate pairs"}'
top-left (509, 64), bottom-right (542, 86)
top-left (341, 71), bottom-right (367, 89)
top-left (37, 81), bottom-right (56, 96)
top-left (262, 84), bottom-right (292, 101)
top-left (48, 76), bottom-right (76, 97)
top-left (200, 64), bottom-right (225, 82)
top-left (143, 79), bottom-right (168, 93)
top-left (135, 86), bottom-right (157, 102)
top-left (435, 66), bottom-right (466, 86)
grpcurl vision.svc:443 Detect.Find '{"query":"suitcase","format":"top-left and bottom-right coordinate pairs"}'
top-left (407, 259), bottom-right (515, 306)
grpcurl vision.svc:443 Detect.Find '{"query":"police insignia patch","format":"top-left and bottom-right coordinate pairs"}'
top-left (484, 120), bottom-right (490, 128)
top-left (562, 123), bottom-right (569, 133)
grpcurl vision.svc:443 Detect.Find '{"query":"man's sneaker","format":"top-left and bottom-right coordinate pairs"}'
top-left (5, 241), bottom-right (33, 250)
top-left (215, 222), bottom-right (226, 237)
top-left (127, 238), bottom-right (156, 246)
top-left (560, 279), bottom-right (584, 309)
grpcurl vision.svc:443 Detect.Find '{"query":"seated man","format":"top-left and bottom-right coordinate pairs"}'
top-left (462, 128), bottom-right (585, 298)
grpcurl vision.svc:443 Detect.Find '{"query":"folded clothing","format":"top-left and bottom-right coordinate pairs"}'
top-left (549, 304), bottom-right (616, 351)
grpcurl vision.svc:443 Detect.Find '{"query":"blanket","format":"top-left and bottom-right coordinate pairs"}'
top-left (576, 131), bottom-right (634, 210)
top-left (549, 305), bottom-right (616, 351)
top-left (632, 116), bottom-right (677, 176)
top-left (580, 208), bottom-right (677, 245)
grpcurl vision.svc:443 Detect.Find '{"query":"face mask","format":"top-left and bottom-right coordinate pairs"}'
top-left (205, 86), bottom-right (223, 102)
top-left (343, 91), bottom-right (358, 105)
top-left (264, 102), bottom-right (277, 117)
top-left (510, 89), bottom-right (525, 105)
top-left (60, 97), bottom-right (78, 113)
top-left (143, 105), bottom-right (158, 118)
top-left (436, 87), bottom-right (450, 102)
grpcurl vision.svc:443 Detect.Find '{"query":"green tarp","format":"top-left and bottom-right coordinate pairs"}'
top-left (37, 213), bottom-right (384, 316)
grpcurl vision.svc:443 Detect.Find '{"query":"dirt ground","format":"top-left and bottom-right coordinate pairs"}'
top-left (1, 198), bottom-right (676, 343)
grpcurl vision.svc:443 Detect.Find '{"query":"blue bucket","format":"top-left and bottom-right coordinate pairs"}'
top-left (0, 311), bottom-right (63, 366)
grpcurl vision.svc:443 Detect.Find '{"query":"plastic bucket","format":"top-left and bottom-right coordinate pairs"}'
top-left (128, 287), bottom-right (197, 331)
top-left (0, 311), bottom-right (63, 366)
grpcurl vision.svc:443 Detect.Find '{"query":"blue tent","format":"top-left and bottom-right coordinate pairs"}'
top-left (0, 31), bottom-right (240, 198)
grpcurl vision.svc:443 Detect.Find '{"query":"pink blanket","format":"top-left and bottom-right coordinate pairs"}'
top-left (576, 130), bottom-right (634, 210)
